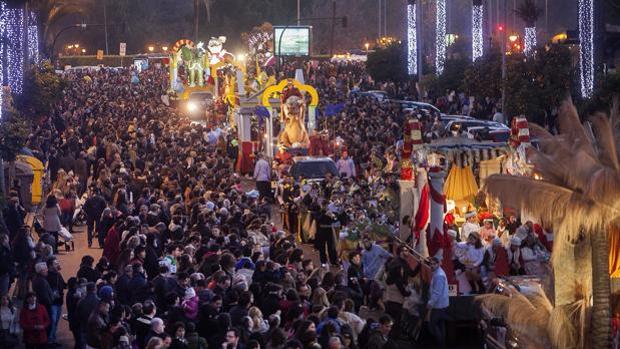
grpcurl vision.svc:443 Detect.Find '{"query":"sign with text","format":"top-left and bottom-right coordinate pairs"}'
top-left (119, 42), bottom-right (127, 56)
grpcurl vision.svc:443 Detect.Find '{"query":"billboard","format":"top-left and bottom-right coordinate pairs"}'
top-left (273, 26), bottom-right (311, 56)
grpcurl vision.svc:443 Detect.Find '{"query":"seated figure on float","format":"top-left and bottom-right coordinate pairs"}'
top-left (277, 83), bottom-right (310, 158)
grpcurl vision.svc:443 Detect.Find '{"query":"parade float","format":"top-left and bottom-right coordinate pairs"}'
top-left (168, 37), bottom-right (246, 107)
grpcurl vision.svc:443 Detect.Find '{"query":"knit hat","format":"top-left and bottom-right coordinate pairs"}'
top-left (98, 285), bottom-right (114, 300)
top-left (184, 287), bottom-right (196, 300)
top-left (205, 201), bottom-right (215, 212)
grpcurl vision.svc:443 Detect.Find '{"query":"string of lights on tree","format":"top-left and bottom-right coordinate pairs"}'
top-left (524, 27), bottom-right (536, 56)
top-left (407, 0), bottom-right (417, 76)
top-left (435, 0), bottom-right (446, 74)
top-left (0, 1), bottom-right (5, 119)
top-left (28, 12), bottom-right (39, 64)
top-left (5, 6), bottom-right (24, 95)
top-left (471, 4), bottom-right (484, 61)
top-left (578, 0), bottom-right (594, 98)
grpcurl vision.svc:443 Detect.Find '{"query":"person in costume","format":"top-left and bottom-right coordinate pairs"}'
top-left (461, 211), bottom-right (480, 241)
top-left (457, 231), bottom-right (485, 294)
top-left (479, 218), bottom-right (496, 245)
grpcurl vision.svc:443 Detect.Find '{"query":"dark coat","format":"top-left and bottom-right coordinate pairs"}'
top-left (32, 274), bottom-right (54, 309)
top-left (76, 292), bottom-right (100, 328)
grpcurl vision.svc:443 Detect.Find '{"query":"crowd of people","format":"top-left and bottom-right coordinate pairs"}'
top-left (0, 58), bottom-right (561, 349)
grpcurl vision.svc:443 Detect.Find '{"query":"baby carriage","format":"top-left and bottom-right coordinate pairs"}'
top-left (33, 217), bottom-right (75, 252)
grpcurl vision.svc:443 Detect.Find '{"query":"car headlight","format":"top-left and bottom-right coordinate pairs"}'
top-left (187, 101), bottom-right (198, 113)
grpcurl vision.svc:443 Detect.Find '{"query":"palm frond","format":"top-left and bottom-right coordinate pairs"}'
top-left (514, 0), bottom-right (542, 26)
top-left (589, 113), bottom-right (620, 170)
top-left (484, 175), bottom-right (616, 242)
top-left (557, 100), bottom-right (596, 158)
top-left (477, 288), bottom-right (552, 348)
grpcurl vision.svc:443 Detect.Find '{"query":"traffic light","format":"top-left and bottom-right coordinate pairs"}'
top-left (497, 24), bottom-right (504, 32)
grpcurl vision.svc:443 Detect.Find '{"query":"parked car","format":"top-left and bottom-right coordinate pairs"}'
top-left (288, 156), bottom-right (339, 181)
top-left (390, 99), bottom-right (441, 116)
top-left (350, 90), bottom-right (388, 102)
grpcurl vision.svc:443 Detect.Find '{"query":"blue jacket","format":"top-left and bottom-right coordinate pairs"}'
top-left (361, 244), bottom-right (391, 279)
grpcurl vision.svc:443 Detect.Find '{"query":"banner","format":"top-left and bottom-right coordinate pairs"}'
top-left (119, 42), bottom-right (126, 56)
top-left (324, 103), bottom-right (345, 117)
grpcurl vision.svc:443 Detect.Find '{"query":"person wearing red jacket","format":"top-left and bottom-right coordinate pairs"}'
top-left (19, 292), bottom-right (50, 349)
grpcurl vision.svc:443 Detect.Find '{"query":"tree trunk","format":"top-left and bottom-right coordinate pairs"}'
top-left (194, 0), bottom-right (200, 42)
top-left (590, 230), bottom-right (611, 349)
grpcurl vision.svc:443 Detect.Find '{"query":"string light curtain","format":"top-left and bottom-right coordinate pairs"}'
top-left (435, 0), bottom-right (446, 74)
top-left (407, 0), bottom-right (417, 75)
top-left (578, 0), bottom-right (594, 98)
top-left (5, 7), bottom-right (24, 94)
top-left (472, 3), bottom-right (484, 61)
top-left (28, 12), bottom-right (39, 64)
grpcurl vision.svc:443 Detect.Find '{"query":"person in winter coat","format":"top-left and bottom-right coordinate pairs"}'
top-left (65, 277), bottom-right (84, 349)
top-left (77, 255), bottom-right (101, 283)
top-left (19, 292), bottom-right (51, 349)
top-left (185, 322), bottom-right (208, 349)
top-left (0, 234), bottom-right (16, 297)
top-left (86, 300), bottom-right (111, 349)
top-left (31, 262), bottom-right (54, 320)
top-left (182, 287), bottom-right (200, 321)
top-left (2, 196), bottom-right (25, 240)
top-left (46, 257), bottom-right (66, 346)
top-left (76, 282), bottom-right (100, 347)
top-left (384, 247), bottom-right (419, 339)
top-left (41, 195), bottom-right (62, 254)
top-left (83, 187), bottom-right (107, 248)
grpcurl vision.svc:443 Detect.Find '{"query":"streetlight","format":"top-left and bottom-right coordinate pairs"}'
top-left (365, 42), bottom-right (370, 52)
top-left (82, 48), bottom-right (86, 54)
top-left (75, 44), bottom-right (80, 48)
top-left (67, 44), bottom-right (74, 49)
top-left (148, 45), bottom-right (155, 52)
top-left (162, 46), bottom-right (168, 52)
top-left (508, 34), bottom-right (518, 42)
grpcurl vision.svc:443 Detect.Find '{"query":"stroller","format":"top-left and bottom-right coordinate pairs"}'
top-left (33, 217), bottom-right (75, 252)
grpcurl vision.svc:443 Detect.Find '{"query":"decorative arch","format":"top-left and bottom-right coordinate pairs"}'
top-left (261, 79), bottom-right (319, 108)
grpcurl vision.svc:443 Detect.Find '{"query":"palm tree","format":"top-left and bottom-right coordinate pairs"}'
top-left (193, 0), bottom-right (214, 42)
top-left (30, 0), bottom-right (93, 56)
top-left (514, 0), bottom-right (541, 54)
top-left (484, 99), bottom-right (619, 348)
top-left (477, 283), bottom-right (589, 349)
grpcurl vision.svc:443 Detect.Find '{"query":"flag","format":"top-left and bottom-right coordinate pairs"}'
top-left (324, 103), bottom-right (345, 117)
top-left (254, 106), bottom-right (270, 119)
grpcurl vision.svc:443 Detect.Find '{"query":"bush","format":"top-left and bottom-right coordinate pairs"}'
top-left (366, 42), bottom-right (408, 83)
top-left (15, 61), bottom-right (68, 119)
